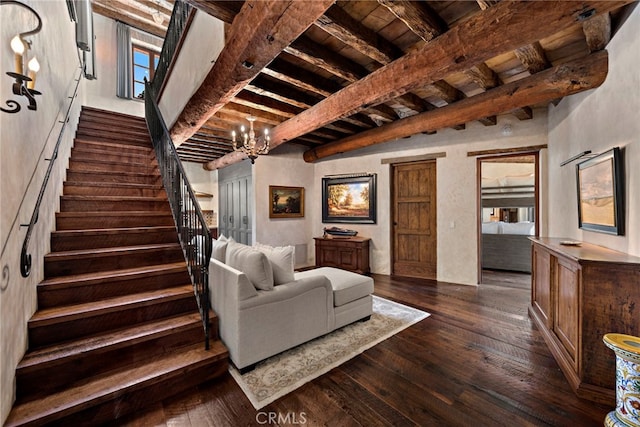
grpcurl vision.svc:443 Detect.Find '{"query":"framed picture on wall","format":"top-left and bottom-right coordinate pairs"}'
top-left (576, 147), bottom-right (624, 235)
top-left (269, 186), bottom-right (304, 218)
top-left (322, 174), bottom-right (377, 224)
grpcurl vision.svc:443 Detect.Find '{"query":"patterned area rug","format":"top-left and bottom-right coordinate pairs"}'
top-left (229, 295), bottom-right (430, 409)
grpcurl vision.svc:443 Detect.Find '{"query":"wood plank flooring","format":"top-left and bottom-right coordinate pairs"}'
top-left (120, 273), bottom-right (611, 426)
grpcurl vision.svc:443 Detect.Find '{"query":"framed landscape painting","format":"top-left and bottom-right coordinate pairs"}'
top-left (576, 147), bottom-right (624, 235)
top-left (269, 186), bottom-right (304, 218)
top-left (322, 174), bottom-right (376, 224)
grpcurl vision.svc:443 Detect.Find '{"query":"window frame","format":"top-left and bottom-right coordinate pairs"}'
top-left (131, 44), bottom-right (159, 100)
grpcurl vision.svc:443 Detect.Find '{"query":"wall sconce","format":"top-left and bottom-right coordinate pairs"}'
top-left (1, 0), bottom-right (43, 114)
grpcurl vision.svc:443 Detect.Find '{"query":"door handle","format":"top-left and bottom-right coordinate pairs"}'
top-left (229, 215), bottom-right (234, 224)
top-left (243, 216), bottom-right (248, 225)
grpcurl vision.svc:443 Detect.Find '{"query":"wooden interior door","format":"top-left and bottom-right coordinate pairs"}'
top-left (392, 160), bottom-right (437, 279)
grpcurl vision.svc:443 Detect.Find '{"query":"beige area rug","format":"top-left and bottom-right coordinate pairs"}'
top-left (229, 295), bottom-right (430, 409)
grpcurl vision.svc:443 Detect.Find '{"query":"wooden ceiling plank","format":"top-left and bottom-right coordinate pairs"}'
top-left (222, 102), bottom-right (288, 126)
top-left (245, 76), bottom-right (318, 110)
top-left (376, 0), bottom-right (446, 43)
top-left (284, 35), bottom-right (365, 83)
top-left (478, 116), bottom-right (498, 126)
top-left (301, 51), bottom-right (609, 162)
top-left (262, 58), bottom-right (337, 97)
top-left (170, 0), bottom-right (335, 144)
top-left (583, 12), bottom-right (611, 52)
top-left (233, 91), bottom-right (301, 118)
top-left (422, 81), bottom-right (464, 104)
top-left (265, 1), bottom-right (628, 149)
top-left (315, 5), bottom-right (402, 65)
top-left (515, 42), bottom-right (551, 74)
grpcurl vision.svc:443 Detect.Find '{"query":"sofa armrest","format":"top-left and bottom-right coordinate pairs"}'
top-left (239, 275), bottom-right (333, 309)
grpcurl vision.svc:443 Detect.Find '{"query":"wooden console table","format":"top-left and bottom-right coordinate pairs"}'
top-left (529, 237), bottom-right (640, 405)
top-left (314, 236), bottom-right (370, 274)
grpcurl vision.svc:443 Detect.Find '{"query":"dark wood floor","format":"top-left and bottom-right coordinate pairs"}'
top-left (120, 273), bottom-right (612, 426)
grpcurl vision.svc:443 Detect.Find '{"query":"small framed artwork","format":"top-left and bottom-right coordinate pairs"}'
top-left (322, 174), bottom-right (376, 224)
top-left (269, 186), bottom-right (304, 218)
top-left (576, 147), bottom-right (624, 235)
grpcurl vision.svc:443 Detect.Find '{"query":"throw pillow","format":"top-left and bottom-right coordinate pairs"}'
top-left (226, 241), bottom-right (274, 291)
top-left (210, 238), bottom-right (228, 262)
top-left (254, 242), bottom-right (295, 285)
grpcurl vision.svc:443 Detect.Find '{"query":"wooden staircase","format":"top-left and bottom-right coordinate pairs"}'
top-left (5, 106), bottom-right (228, 426)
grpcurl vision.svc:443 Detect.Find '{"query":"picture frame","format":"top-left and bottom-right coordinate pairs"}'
top-left (322, 174), bottom-right (376, 224)
top-left (576, 147), bottom-right (624, 235)
top-left (269, 186), bottom-right (304, 218)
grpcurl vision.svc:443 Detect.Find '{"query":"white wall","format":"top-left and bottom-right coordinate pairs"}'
top-left (310, 113), bottom-right (548, 285)
top-left (253, 145), bottom-right (316, 267)
top-left (158, 10), bottom-right (225, 132)
top-left (182, 161), bottom-right (218, 224)
top-left (82, 13), bottom-right (144, 116)
top-left (0, 1), bottom-right (81, 422)
top-left (547, 6), bottom-right (639, 257)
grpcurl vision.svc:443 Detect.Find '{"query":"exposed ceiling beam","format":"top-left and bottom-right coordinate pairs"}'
top-left (376, 0), bottom-right (445, 43)
top-left (302, 51), bottom-right (609, 162)
top-left (204, 0), bottom-right (627, 171)
top-left (583, 12), bottom-right (611, 52)
top-left (515, 42), bottom-right (551, 74)
top-left (92, 1), bottom-right (166, 37)
top-left (181, 0), bottom-right (240, 24)
top-left (170, 0), bottom-right (335, 145)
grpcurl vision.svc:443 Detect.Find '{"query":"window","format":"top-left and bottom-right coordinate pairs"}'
top-left (132, 45), bottom-right (159, 99)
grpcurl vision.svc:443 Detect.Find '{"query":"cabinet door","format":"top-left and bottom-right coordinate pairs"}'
top-left (532, 245), bottom-right (553, 328)
top-left (554, 257), bottom-right (579, 365)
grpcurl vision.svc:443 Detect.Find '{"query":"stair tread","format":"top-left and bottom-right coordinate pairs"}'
top-left (18, 312), bottom-right (204, 372)
top-left (60, 195), bottom-right (168, 202)
top-left (6, 342), bottom-right (227, 426)
top-left (66, 168), bottom-right (160, 178)
top-left (30, 285), bottom-right (194, 326)
top-left (57, 211), bottom-right (171, 217)
top-left (39, 261), bottom-right (187, 287)
top-left (73, 138), bottom-right (152, 152)
top-left (52, 226), bottom-right (176, 237)
top-left (69, 157), bottom-right (153, 167)
top-left (64, 181), bottom-right (163, 189)
top-left (46, 242), bottom-right (181, 259)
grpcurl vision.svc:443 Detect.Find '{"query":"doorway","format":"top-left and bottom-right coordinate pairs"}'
top-left (478, 153), bottom-right (539, 284)
top-left (391, 160), bottom-right (437, 279)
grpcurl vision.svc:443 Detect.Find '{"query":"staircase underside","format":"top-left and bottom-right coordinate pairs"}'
top-left (6, 106), bottom-right (227, 426)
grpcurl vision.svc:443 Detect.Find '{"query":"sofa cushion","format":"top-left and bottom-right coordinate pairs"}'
top-left (295, 267), bottom-right (374, 307)
top-left (255, 242), bottom-right (295, 285)
top-left (226, 241), bottom-right (274, 291)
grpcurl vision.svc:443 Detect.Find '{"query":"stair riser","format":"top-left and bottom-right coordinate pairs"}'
top-left (28, 296), bottom-right (198, 348)
top-left (75, 130), bottom-right (151, 147)
top-left (44, 248), bottom-right (185, 277)
top-left (80, 111), bottom-right (148, 128)
top-left (40, 356), bottom-right (227, 426)
top-left (74, 139), bottom-right (152, 156)
top-left (65, 171), bottom-right (161, 185)
top-left (63, 184), bottom-right (164, 198)
top-left (60, 198), bottom-right (170, 212)
top-left (68, 160), bottom-right (157, 174)
top-left (38, 270), bottom-right (190, 308)
top-left (70, 149), bottom-right (154, 165)
top-left (51, 229), bottom-right (179, 252)
top-left (16, 323), bottom-right (205, 401)
top-left (56, 214), bottom-right (174, 230)
top-left (77, 122), bottom-right (150, 139)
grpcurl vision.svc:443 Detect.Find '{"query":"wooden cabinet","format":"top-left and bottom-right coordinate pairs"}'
top-left (529, 237), bottom-right (640, 404)
top-left (314, 237), bottom-right (370, 274)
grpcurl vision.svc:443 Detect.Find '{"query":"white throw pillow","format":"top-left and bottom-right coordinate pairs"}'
top-left (210, 238), bottom-right (228, 262)
top-left (255, 242), bottom-right (295, 285)
top-left (225, 241), bottom-right (274, 291)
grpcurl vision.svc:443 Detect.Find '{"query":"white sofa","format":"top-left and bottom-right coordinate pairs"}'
top-left (208, 238), bottom-right (373, 371)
